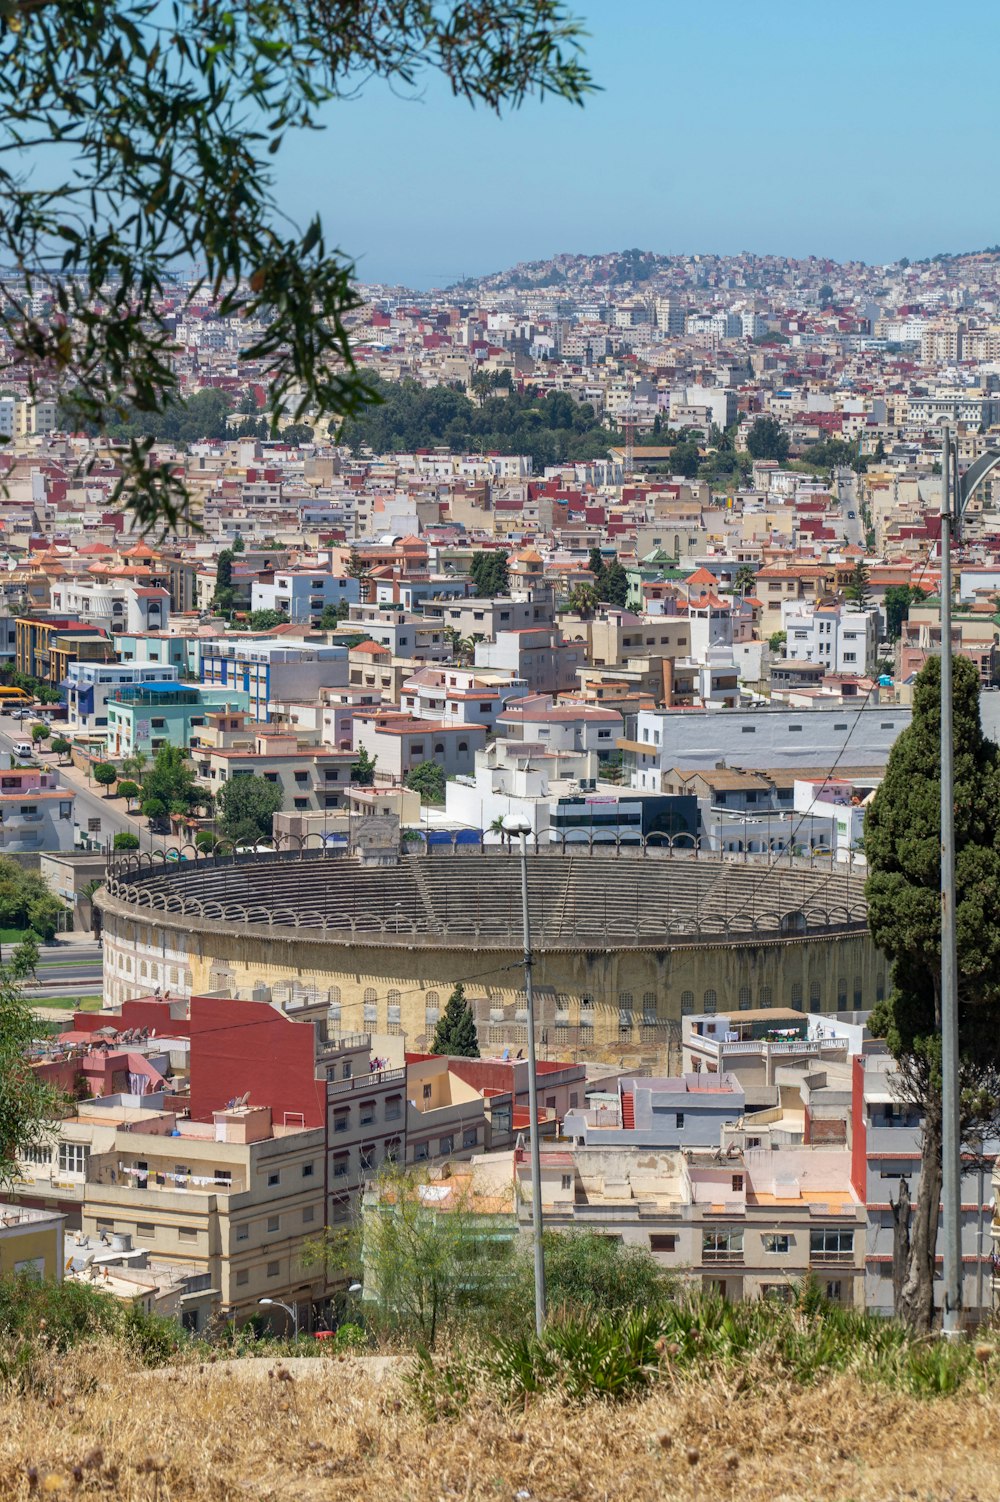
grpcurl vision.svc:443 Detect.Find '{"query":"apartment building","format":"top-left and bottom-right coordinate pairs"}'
top-left (783, 600), bottom-right (877, 676)
top-left (64, 661), bottom-right (181, 734)
top-left (564, 1073), bottom-right (745, 1150)
top-left (48, 580), bottom-right (169, 636)
top-left (200, 641), bottom-right (348, 721)
top-left (251, 570), bottom-right (361, 625)
top-left (200, 733), bottom-right (356, 814)
top-left (352, 709), bottom-right (487, 780)
top-left (399, 664), bottom-right (529, 732)
top-left (104, 683), bottom-right (250, 758)
top-left (0, 767), bottom-right (75, 853)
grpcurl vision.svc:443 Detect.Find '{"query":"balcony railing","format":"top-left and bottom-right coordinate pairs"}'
top-left (702, 1248), bottom-right (744, 1264)
top-left (326, 1067), bottom-right (405, 1096)
top-left (809, 1249), bottom-right (855, 1265)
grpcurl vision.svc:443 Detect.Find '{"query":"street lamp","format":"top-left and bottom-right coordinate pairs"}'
top-left (938, 430), bottom-right (1000, 1333)
top-left (502, 812), bottom-right (546, 1336)
top-left (258, 1296), bottom-right (299, 1339)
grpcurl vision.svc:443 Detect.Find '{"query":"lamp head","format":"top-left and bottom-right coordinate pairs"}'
top-left (501, 814), bottom-right (532, 836)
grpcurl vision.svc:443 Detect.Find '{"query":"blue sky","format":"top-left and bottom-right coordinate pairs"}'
top-left (287, 1), bottom-right (993, 287)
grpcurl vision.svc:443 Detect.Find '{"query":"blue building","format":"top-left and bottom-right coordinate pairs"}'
top-left (563, 1072), bottom-right (744, 1150)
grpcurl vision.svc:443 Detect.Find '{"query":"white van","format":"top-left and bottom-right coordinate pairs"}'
top-left (12, 739), bottom-right (33, 760)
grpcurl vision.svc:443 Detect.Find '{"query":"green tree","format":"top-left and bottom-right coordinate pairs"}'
top-left (116, 780), bottom-right (140, 809)
top-left (217, 774), bottom-right (284, 844)
top-left (30, 723), bottom-right (50, 748)
top-left (884, 585), bottom-right (926, 642)
top-left (588, 547), bottom-right (605, 581)
top-left (351, 746), bottom-right (377, 787)
top-left (214, 550), bottom-right (235, 611)
top-left (139, 745), bottom-right (200, 828)
top-left (232, 533), bottom-right (246, 553)
top-left (669, 439), bottom-right (701, 479)
top-left (818, 283), bottom-right (834, 305)
top-left (470, 550), bottom-right (510, 598)
top-left (8, 933), bottom-right (40, 982)
top-left (92, 762), bottom-right (118, 797)
top-left (845, 560), bottom-right (872, 609)
top-left (2, 3), bottom-right (591, 533)
top-left (50, 737), bottom-right (72, 764)
top-left (566, 583), bottom-right (599, 617)
top-left (121, 751), bottom-right (148, 783)
top-left (526, 1230), bottom-right (673, 1318)
top-left (768, 630), bottom-right (787, 654)
top-left (345, 546), bottom-right (367, 581)
top-left (405, 760), bottom-right (447, 806)
top-left (874, 437), bottom-right (887, 462)
top-left (247, 609), bottom-right (285, 632)
top-left (599, 560), bottom-right (629, 609)
top-left (732, 564), bottom-right (756, 595)
top-left (864, 656), bottom-right (1000, 1330)
top-left (746, 416), bottom-right (790, 463)
top-left (318, 600), bottom-right (350, 629)
top-left (0, 963), bottom-right (66, 1186)
top-left (113, 832), bottom-right (140, 851)
top-left (430, 983), bottom-right (480, 1058)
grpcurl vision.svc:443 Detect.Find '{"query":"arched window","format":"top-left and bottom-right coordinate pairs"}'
top-left (458, 741), bottom-right (468, 754)
top-left (758, 985), bottom-right (772, 1009)
top-left (681, 989), bottom-right (695, 1016)
top-left (853, 976), bottom-right (863, 1008)
top-left (738, 985), bottom-right (752, 1011)
top-left (790, 983), bottom-right (803, 1011)
top-left (810, 980), bottom-right (821, 1009)
top-left (837, 977), bottom-right (847, 1008)
top-left (642, 992), bottom-right (657, 1025)
top-left (703, 989), bottom-right (717, 1014)
top-left (328, 985), bottom-right (341, 1005)
top-left (363, 986), bottom-right (377, 1024)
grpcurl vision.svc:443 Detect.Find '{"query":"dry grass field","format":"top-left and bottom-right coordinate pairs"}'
top-left (0, 1345), bottom-right (999, 1502)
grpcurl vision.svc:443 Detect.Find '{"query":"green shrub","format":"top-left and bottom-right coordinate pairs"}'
top-left (0, 1273), bottom-right (182, 1385)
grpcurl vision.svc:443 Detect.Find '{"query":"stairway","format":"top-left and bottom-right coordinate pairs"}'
top-left (620, 1089), bottom-right (636, 1130)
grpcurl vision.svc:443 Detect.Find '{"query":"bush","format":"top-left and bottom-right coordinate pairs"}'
top-left (113, 832), bottom-right (140, 851)
top-left (0, 1273), bottom-right (182, 1387)
top-left (195, 830), bottom-right (219, 851)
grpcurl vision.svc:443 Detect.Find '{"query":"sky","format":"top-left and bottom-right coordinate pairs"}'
top-left (274, 0), bottom-right (1000, 289)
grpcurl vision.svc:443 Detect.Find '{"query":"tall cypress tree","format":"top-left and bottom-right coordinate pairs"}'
top-left (430, 983), bottom-right (480, 1058)
top-left (864, 655), bottom-right (1000, 1329)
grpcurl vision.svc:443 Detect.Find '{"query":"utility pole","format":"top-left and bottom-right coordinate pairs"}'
top-left (504, 813), bottom-right (546, 1336)
top-left (939, 424), bottom-right (962, 1333)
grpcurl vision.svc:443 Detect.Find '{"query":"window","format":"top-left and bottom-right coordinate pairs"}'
top-left (236, 1269), bottom-right (249, 1287)
top-left (837, 977), bottom-right (847, 1008)
top-left (267, 1171), bottom-right (280, 1187)
top-left (787, 724), bottom-right (803, 734)
top-left (385, 1095), bottom-right (402, 1122)
top-left (267, 1261), bottom-right (280, 1278)
top-left (791, 982), bottom-right (803, 1011)
top-left (21, 1144), bottom-right (51, 1165)
top-left (302, 1162), bottom-right (315, 1178)
top-left (826, 1280), bottom-right (843, 1302)
top-left (414, 1142), bottom-right (429, 1162)
top-left (741, 725), bottom-right (755, 734)
top-left (463, 1127), bottom-right (478, 1149)
top-left (810, 1229), bottom-right (854, 1260)
top-left (294, 771), bottom-right (308, 783)
top-left (680, 990), bottom-right (695, 1016)
top-left (649, 1234), bottom-right (677, 1252)
top-left (58, 1143), bottom-right (89, 1175)
top-left (236, 1224), bottom-right (249, 1242)
top-left (738, 985), bottom-right (752, 1011)
top-left (810, 980), bottom-right (821, 1009)
top-left (359, 1102), bottom-right (376, 1127)
top-left (439, 1135), bottom-right (453, 1155)
top-left (758, 985), bottom-right (772, 1008)
top-left (178, 1228), bottom-right (198, 1242)
top-left (731, 1174), bottom-right (744, 1193)
top-left (675, 1113), bottom-right (685, 1130)
top-left (136, 1222), bottom-right (155, 1237)
top-left (703, 989), bottom-right (717, 1014)
top-left (332, 1108), bottom-right (350, 1134)
top-left (422, 1084), bottom-right (433, 1101)
top-left (702, 1230), bottom-right (743, 1262)
top-left (853, 977), bottom-right (863, 1008)
top-left (267, 1216), bottom-right (279, 1233)
top-left (763, 1233), bottom-right (790, 1254)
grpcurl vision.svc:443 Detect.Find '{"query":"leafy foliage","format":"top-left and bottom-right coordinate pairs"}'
top-left (92, 762), bottom-right (117, 794)
top-left (469, 550), bottom-right (510, 598)
top-left (405, 760), bottom-right (447, 806)
top-left (884, 584), bottom-right (927, 641)
top-left (430, 983), bottom-right (480, 1057)
top-left (351, 745), bottom-right (377, 787)
top-left (139, 745), bottom-right (202, 827)
top-left (746, 416), bottom-right (790, 463)
top-left (0, 2), bottom-right (592, 531)
top-left (341, 379), bottom-right (614, 470)
top-left (0, 966), bottom-right (67, 1187)
top-left (0, 1273), bottom-right (181, 1384)
top-left (0, 856), bottom-right (65, 938)
top-left (113, 831), bottom-right (140, 850)
top-left (217, 773), bottom-right (283, 844)
top-left (50, 737), bottom-right (72, 762)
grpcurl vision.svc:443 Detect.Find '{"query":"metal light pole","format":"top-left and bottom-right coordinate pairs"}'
top-left (938, 434), bottom-right (1000, 1333)
top-left (258, 1296), bottom-right (299, 1339)
top-left (939, 426), bottom-right (962, 1334)
top-left (503, 813), bottom-right (546, 1335)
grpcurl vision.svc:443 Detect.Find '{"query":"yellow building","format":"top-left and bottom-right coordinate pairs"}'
top-left (0, 1203), bottom-right (65, 1280)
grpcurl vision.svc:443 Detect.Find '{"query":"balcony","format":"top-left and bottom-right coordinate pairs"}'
top-left (702, 1248), bottom-right (744, 1264)
top-left (326, 1067), bottom-right (406, 1096)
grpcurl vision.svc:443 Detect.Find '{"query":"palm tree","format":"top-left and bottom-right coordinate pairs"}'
top-left (488, 815), bottom-right (509, 847)
top-left (732, 564), bottom-right (756, 596)
top-left (567, 583), bottom-right (599, 618)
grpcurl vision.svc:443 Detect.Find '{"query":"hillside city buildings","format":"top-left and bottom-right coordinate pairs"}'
top-left (3, 246), bottom-right (1000, 1328)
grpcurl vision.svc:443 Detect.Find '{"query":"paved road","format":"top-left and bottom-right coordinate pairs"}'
top-left (12, 938), bottom-right (104, 999)
top-left (834, 468), bottom-right (865, 548)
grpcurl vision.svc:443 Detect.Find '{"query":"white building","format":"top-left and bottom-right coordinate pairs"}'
top-left (64, 661), bottom-right (181, 735)
top-left (628, 705), bottom-right (911, 787)
top-left (783, 601), bottom-right (877, 677)
top-left (250, 570), bottom-right (360, 625)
